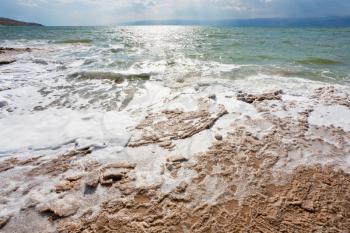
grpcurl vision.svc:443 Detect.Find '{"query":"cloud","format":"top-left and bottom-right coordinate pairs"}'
top-left (16, 0), bottom-right (46, 7)
top-left (1, 0), bottom-right (349, 25)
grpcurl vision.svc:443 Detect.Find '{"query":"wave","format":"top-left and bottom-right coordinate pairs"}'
top-left (69, 71), bottom-right (150, 83)
top-left (54, 39), bottom-right (93, 44)
top-left (296, 58), bottom-right (341, 65)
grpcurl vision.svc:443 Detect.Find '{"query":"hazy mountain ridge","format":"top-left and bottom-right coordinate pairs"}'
top-left (125, 16), bottom-right (350, 27)
top-left (0, 17), bottom-right (43, 26)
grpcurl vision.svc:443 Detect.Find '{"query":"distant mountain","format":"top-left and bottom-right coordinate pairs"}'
top-left (125, 16), bottom-right (350, 27)
top-left (0, 17), bottom-right (43, 26)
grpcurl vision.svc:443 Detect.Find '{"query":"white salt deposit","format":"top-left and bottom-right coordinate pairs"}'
top-left (309, 105), bottom-right (350, 132)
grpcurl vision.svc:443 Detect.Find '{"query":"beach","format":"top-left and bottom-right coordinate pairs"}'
top-left (0, 26), bottom-right (350, 232)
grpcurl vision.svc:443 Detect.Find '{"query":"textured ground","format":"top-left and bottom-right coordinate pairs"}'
top-left (1, 85), bottom-right (350, 232)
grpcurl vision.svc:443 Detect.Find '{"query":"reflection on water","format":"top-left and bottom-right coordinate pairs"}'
top-left (0, 26), bottom-right (349, 83)
top-left (0, 26), bottom-right (349, 113)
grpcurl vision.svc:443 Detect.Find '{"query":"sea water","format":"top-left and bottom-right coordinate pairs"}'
top-left (0, 26), bottom-right (350, 156)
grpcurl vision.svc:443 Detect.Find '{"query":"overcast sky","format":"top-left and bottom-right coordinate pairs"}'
top-left (1, 0), bottom-right (350, 26)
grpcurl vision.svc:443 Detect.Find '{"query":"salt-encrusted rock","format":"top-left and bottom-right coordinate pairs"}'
top-left (85, 172), bottom-right (100, 188)
top-left (176, 78), bottom-right (185, 83)
top-left (0, 87), bottom-right (11, 92)
top-left (0, 58), bottom-right (16, 65)
top-left (215, 134), bottom-right (223, 141)
top-left (159, 140), bottom-right (174, 149)
top-left (165, 155), bottom-right (188, 174)
top-left (28, 147), bottom-right (91, 177)
top-left (0, 47), bottom-right (31, 66)
top-left (175, 181), bottom-right (188, 193)
top-left (98, 162), bottom-right (136, 186)
top-left (54, 176), bottom-right (82, 193)
top-left (0, 156), bottom-right (41, 173)
top-left (301, 200), bottom-right (316, 213)
top-left (55, 180), bottom-right (73, 193)
top-left (313, 86), bottom-right (350, 108)
top-left (33, 106), bottom-right (46, 111)
top-left (208, 94), bottom-right (217, 101)
top-left (37, 198), bottom-right (79, 218)
top-left (101, 162), bottom-right (136, 170)
top-left (0, 158), bottom-right (17, 172)
top-left (65, 174), bottom-right (83, 182)
top-left (128, 104), bottom-right (228, 149)
top-left (0, 100), bottom-right (8, 108)
top-left (237, 90), bottom-right (282, 104)
top-left (0, 215), bottom-right (11, 229)
top-left (100, 169), bottom-right (124, 185)
top-left (167, 155), bottom-right (188, 163)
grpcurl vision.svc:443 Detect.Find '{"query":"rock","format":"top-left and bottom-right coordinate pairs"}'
top-left (176, 78), bottom-right (185, 83)
top-left (159, 140), bottom-right (174, 149)
top-left (215, 134), bottom-right (223, 141)
top-left (175, 181), bottom-right (188, 193)
top-left (37, 198), bottom-right (79, 218)
top-left (0, 100), bottom-right (10, 109)
top-left (100, 169), bottom-right (124, 185)
top-left (54, 177), bottom-right (81, 193)
top-left (166, 163), bottom-right (175, 172)
top-left (101, 162), bottom-right (136, 170)
top-left (167, 155), bottom-right (188, 163)
top-left (28, 148), bottom-right (91, 177)
top-left (55, 180), bottom-right (73, 193)
top-left (0, 87), bottom-right (11, 92)
top-left (160, 164), bottom-right (165, 175)
top-left (33, 106), bottom-right (46, 111)
top-left (0, 47), bottom-right (32, 66)
top-left (313, 86), bottom-right (350, 108)
top-left (0, 59), bottom-right (16, 65)
top-left (0, 156), bottom-right (42, 173)
top-left (237, 90), bottom-right (282, 104)
top-left (208, 94), bottom-right (217, 101)
top-left (0, 158), bottom-right (18, 172)
top-left (84, 162), bottom-right (137, 187)
top-left (65, 174), bottom-right (83, 182)
top-left (165, 156), bottom-right (188, 174)
top-left (85, 172), bottom-right (100, 188)
top-left (301, 200), bottom-right (315, 212)
top-left (33, 59), bottom-right (48, 65)
top-left (128, 104), bottom-right (228, 149)
top-left (0, 215), bottom-right (11, 229)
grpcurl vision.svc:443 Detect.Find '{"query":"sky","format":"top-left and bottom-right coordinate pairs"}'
top-left (1, 0), bottom-right (350, 26)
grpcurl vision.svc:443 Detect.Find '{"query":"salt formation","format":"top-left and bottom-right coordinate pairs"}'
top-left (1, 85), bottom-right (350, 232)
top-left (128, 101), bottom-right (228, 149)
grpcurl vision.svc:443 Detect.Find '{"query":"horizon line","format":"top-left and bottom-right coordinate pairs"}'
top-left (2, 15), bottom-right (350, 27)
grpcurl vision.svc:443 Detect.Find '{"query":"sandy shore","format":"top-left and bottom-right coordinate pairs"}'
top-left (1, 81), bottom-right (350, 232)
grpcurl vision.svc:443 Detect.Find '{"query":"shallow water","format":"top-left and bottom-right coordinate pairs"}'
top-left (1, 26), bottom-right (350, 83)
top-left (0, 26), bottom-right (350, 156)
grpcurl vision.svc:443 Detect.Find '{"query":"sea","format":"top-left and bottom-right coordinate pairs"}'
top-left (0, 26), bottom-right (350, 155)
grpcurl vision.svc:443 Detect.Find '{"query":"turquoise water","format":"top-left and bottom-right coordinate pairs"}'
top-left (1, 26), bottom-right (350, 155)
top-left (1, 26), bottom-right (350, 83)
